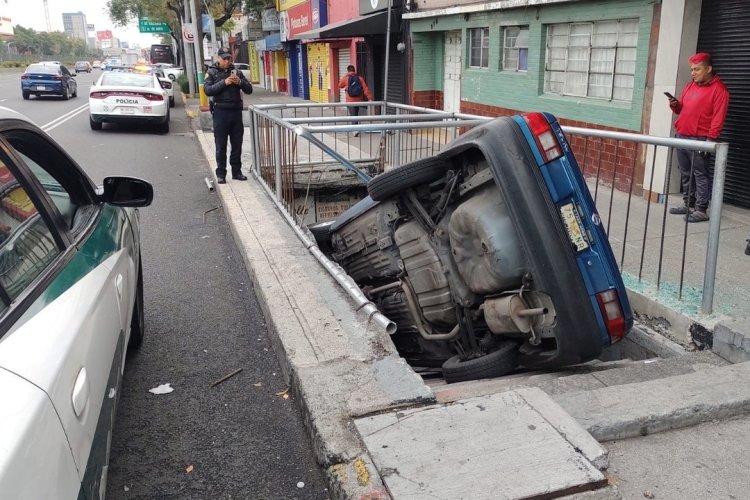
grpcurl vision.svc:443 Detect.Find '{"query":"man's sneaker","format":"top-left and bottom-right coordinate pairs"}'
top-left (232, 174), bottom-right (248, 181)
top-left (669, 205), bottom-right (694, 215)
top-left (217, 176), bottom-right (226, 184)
top-left (686, 211), bottom-right (709, 223)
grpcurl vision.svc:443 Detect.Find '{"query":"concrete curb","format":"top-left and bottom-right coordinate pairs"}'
top-left (553, 360), bottom-right (750, 442)
top-left (713, 319), bottom-right (750, 363)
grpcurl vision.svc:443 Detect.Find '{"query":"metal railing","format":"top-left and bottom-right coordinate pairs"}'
top-left (247, 102), bottom-right (728, 316)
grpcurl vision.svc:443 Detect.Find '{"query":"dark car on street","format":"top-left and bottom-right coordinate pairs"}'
top-left (312, 112), bottom-right (633, 383)
top-left (74, 61), bottom-right (92, 74)
top-left (21, 63), bottom-right (77, 100)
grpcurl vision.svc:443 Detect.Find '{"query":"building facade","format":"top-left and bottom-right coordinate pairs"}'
top-left (405, 0), bottom-right (750, 208)
top-left (62, 12), bottom-right (87, 42)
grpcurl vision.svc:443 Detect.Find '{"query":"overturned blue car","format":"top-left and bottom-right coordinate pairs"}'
top-left (313, 113), bottom-right (633, 383)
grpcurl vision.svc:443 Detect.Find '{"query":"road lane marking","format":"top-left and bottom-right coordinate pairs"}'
top-left (42, 103), bottom-right (89, 132)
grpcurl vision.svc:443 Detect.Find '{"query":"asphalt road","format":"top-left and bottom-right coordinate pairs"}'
top-left (0, 68), bottom-right (329, 499)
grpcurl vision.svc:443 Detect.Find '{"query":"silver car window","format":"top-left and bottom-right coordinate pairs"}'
top-left (0, 156), bottom-right (60, 301)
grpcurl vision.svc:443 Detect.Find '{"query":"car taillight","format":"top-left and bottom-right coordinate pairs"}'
top-left (90, 91), bottom-right (110, 99)
top-left (143, 93), bottom-right (164, 101)
top-left (523, 112), bottom-right (563, 163)
top-left (596, 289), bottom-right (627, 342)
top-left (21, 74), bottom-right (29, 79)
top-left (52, 75), bottom-right (63, 80)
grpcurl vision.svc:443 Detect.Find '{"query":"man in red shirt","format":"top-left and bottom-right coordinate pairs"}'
top-left (339, 65), bottom-right (373, 136)
top-left (667, 52), bottom-right (729, 223)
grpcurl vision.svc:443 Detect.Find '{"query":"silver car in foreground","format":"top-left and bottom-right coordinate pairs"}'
top-left (0, 107), bottom-right (153, 499)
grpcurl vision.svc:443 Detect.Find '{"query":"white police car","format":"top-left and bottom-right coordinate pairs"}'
top-left (89, 71), bottom-right (171, 133)
top-left (0, 107), bottom-right (152, 498)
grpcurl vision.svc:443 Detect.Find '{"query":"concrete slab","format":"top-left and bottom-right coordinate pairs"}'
top-left (354, 390), bottom-right (607, 500)
top-left (713, 317), bottom-right (750, 363)
top-left (553, 360), bottom-right (750, 442)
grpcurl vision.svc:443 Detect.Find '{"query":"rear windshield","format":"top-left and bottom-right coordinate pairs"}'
top-left (100, 73), bottom-right (155, 88)
top-left (76, 61), bottom-right (88, 65)
top-left (25, 64), bottom-right (59, 74)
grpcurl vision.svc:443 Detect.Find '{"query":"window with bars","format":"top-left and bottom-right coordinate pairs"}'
top-left (469, 28), bottom-right (490, 68)
top-left (502, 26), bottom-right (529, 72)
top-left (544, 19), bottom-right (638, 102)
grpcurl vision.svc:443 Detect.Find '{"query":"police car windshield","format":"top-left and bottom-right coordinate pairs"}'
top-left (101, 73), bottom-right (155, 88)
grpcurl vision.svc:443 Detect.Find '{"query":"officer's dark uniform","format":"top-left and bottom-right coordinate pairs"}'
top-left (204, 57), bottom-right (253, 182)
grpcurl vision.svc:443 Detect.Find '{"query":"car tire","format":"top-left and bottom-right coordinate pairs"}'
top-left (89, 117), bottom-right (102, 130)
top-left (168, 74), bottom-right (176, 81)
top-left (62, 85), bottom-right (70, 100)
top-left (72, 86), bottom-right (77, 98)
top-left (367, 157), bottom-right (448, 201)
top-left (128, 260), bottom-right (145, 349)
top-left (158, 112), bottom-right (170, 134)
top-left (22, 91), bottom-right (29, 100)
top-left (442, 341), bottom-right (519, 384)
top-left (169, 96), bottom-right (175, 108)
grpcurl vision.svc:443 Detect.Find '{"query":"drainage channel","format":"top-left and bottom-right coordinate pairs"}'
top-left (414, 324), bottom-right (691, 404)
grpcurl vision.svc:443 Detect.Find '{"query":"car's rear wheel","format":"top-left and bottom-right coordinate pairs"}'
top-left (22, 91), bottom-right (29, 100)
top-left (169, 96), bottom-right (175, 108)
top-left (157, 112), bottom-right (170, 134)
top-left (62, 85), bottom-right (70, 100)
top-left (89, 117), bottom-right (102, 130)
top-left (128, 260), bottom-right (144, 349)
top-left (442, 341), bottom-right (519, 383)
top-left (72, 86), bottom-right (77, 98)
top-left (367, 157), bottom-right (448, 201)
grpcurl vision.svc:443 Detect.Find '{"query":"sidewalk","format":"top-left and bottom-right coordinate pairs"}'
top-left (184, 90), bottom-right (750, 498)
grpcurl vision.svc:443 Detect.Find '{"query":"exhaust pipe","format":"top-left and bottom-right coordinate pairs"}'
top-left (204, 176), bottom-right (215, 192)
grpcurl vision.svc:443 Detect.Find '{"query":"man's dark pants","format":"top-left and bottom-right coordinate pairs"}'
top-left (675, 135), bottom-right (710, 212)
top-left (212, 108), bottom-right (244, 178)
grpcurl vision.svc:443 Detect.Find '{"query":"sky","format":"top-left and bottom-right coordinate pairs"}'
top-left (1, 0), bottom-right (162, 48)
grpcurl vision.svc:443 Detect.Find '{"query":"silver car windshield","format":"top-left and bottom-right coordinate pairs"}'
top-left (100, 73), bottom-right (155, 88)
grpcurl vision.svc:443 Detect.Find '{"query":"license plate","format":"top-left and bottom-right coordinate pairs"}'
top-left (120, 107), bottom-right (136, 115)
top-left (560, 203), bottom-right (589, 252)
top-left (36, 86), bottom-right (46, 90)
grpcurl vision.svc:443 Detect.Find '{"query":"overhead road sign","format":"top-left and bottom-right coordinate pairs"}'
top-left (139, 18), bottom-right (171, 33)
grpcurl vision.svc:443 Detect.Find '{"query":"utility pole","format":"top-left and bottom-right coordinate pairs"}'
top-left (183, 0), bottom-right (196, 95)
top-left (188, 0), bottom-right (204, 103)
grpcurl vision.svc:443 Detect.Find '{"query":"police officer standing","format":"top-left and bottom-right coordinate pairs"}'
top-left (204, 47), bottom-right (253, 184)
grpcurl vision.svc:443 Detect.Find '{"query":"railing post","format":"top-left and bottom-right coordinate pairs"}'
top-left (249, 109), bottom-right (261, 176)
top-left (701, 141), bottom-right (729, 315)
top-left (273, 123), bottom-right (283, 199)
top-left (393, 107), bottom-right (401, 168)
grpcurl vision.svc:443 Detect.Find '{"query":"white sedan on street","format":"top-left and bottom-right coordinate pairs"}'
top-left (89, 71), bottom-right (171, 133)
top-left (0, 106), bottom-right (152, 499)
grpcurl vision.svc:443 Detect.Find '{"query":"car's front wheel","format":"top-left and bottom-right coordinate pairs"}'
top-left (367, 157), bottom-right (448, 201)
top-left (442, 340), bottom-right (520, 383)
top-left (89, 117), bottom-right (102, 130)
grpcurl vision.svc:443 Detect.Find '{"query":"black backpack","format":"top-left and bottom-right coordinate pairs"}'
top-left (347, 74), bottom-right (363, 97)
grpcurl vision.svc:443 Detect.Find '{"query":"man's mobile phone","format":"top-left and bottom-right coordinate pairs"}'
top-left (664, 91), bottom-right (676, 100)
top-left (231, 69), bottom-right (237, 76)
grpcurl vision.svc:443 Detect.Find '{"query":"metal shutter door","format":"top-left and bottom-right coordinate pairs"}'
top-left (697, 0), bottom-right (750, 208)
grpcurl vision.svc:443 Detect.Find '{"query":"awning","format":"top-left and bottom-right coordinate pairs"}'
top-left (292, 11), bottom-right (388, 40)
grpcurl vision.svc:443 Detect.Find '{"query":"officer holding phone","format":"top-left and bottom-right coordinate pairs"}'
top-left (667, 52), bottom-right (729, 223)
top-left (204, 47), bottom-right (253, 184)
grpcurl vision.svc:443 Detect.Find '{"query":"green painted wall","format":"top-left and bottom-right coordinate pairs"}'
top-left (409, 0), bottom-right (655, 131)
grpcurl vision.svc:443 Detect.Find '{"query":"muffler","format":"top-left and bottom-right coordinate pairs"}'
top-left (483, 295), bottom-right (548, 334)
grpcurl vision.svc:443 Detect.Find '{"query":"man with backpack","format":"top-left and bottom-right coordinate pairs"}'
top-left (338, 65), bottom-right (373, 136)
